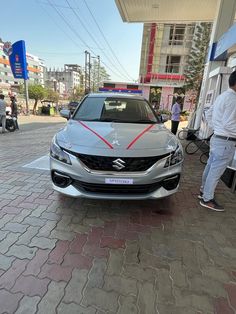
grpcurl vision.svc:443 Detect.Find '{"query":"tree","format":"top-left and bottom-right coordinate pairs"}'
top-left (46, 89), bottom-right (60, 103)
top-left (69, 86), bottom-right (84, 101)
top-left (28, 84), bottom-right (46, 114)
top-left (184, 22), bottom-right (212, 102)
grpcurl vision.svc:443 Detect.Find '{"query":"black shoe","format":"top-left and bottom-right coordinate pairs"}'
top-left (200, 199), bottom-right (225, 212)
top-left (197, 191), bottom-right (203, 200)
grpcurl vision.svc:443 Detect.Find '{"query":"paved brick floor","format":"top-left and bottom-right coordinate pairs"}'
top-left (0, 120), bottom-right (236, 314)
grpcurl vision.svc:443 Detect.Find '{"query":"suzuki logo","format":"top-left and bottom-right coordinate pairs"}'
top-left (112, 158), bottom-right (126, 170)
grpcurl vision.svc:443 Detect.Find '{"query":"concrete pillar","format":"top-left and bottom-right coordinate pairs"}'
top-left (194, 0), bottom-right (236, 129)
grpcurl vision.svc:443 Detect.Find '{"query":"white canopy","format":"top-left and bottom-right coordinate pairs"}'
top-left (115, 0), bottom-right (219, 23)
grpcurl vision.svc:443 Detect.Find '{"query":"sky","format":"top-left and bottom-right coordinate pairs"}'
top-left (1, 0), bottom-right (143, 82)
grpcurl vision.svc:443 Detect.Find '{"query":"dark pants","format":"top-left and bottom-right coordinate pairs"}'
top-left (171, 120), bottom-right (179, 135)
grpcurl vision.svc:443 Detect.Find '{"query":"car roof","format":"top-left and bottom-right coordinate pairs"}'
top-left (86, 92), bottom-right (146, 101)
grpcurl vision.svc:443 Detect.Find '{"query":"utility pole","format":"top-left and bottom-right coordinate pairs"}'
top-left (97, 55), bottom-right (100, 91)
top-left (84, 50), bottom-right (91, 94)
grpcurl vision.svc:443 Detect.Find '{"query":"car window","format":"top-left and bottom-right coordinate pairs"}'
top-left (73, 97), bottom-right (159, 123)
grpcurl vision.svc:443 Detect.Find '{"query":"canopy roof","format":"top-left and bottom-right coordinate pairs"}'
top-left (115, 0), bottom-right (218, 23)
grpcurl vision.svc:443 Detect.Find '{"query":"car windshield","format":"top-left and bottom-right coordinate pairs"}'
top-left (73, 97), bottom-right (159, 123)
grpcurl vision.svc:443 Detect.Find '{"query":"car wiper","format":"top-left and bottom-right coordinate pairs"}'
top-left (129, 120), bottom-right (157, 124)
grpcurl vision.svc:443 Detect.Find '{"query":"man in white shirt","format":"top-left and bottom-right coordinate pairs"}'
top-left (0, 94), bottom-right (7, 133)
top-left (199, 70), bottom-right (236, 211)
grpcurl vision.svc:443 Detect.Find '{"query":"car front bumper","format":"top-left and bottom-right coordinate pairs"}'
top-left (50, 153), bottom-right (182, 200)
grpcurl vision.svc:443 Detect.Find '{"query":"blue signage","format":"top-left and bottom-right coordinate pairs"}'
top-left (214, 22), bottom-right (236, 60)
top-left (9, 40), bottom-right (28, 80)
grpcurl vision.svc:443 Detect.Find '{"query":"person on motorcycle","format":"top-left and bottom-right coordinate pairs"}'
top-left (0, 94), bottom-right (7, 133)
top-left (10, 96), bottom-right (19, 130)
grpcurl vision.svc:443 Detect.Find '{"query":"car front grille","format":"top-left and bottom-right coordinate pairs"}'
top-left (73, 180), bottom-right (162, 195)
top-left (68, 152), bottom-right (169, 172)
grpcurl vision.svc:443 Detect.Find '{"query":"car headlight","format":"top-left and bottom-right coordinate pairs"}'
top-left (164, 146), bottom-right (183, 168)
top-left (50, 136), bottom-right (71, 165)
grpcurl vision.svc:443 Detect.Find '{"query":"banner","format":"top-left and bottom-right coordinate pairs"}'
top-left (9, 40), bottom-right (28, 80)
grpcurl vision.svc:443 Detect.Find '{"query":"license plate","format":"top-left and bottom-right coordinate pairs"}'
top-left (105, 178), bottom-right (133, 185)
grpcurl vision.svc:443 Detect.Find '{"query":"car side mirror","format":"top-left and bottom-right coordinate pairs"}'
top-left (60, 109), bottom-right (71, 120)
top-left (161, 114), bottom-right (169, 123)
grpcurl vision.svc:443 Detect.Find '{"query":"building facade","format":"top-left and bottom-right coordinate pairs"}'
top-left (45, 64), bottom-right (83, 97)
top-left (139, 23), bottom-right (200, 110)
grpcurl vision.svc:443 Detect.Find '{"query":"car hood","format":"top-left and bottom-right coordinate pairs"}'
top-left (56, 120), bottom-right (179, 157)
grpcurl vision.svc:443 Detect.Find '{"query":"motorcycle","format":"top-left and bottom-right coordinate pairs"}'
top-left (0, 111), bottom-right (16, 132)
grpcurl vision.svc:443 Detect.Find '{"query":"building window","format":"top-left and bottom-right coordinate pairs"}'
top-left (165, 56), bottom-right (181, 73)
top-left (127, 85), bottom-right (138, 90)
top-left (4, 64), bottom-right (7, 68)
top-left (169, 25), bottom-right (186, 45)
top-left (5, 80), bottom-right (9, 83)
top-left (104, 83), bottom-right (115, 88)
top-left (5, 72), bottom-right (8, 76)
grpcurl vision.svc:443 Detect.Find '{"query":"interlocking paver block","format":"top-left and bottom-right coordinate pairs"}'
top-left (38, 220), bottom-right (57, 237)
top-left (214, 297), bottom-right (234, 314)
top-left (0, 232), bottom-right (21, 254)
top-left (118, 295), bottom-right (138, 314)
top-left (0, 253), bottom-right (15, 270)
top-left (107, 248), bottom-right (124, 276)
top-left (62, 252), bottom-right (93, 269)
top-left (87, 258), bottom-right (107, 289)
top-left (29, 236), bottom-right (56, 250)
top-left (37, 281), bottom-right (67, 314)
top-left (39, 263), bottom-right (73, 282)
top-left (69, 233), bottom-right (87, 254)
top-left (57, 302), bottom-right (96, 314)
top-left (0, 258), bottom-right (28, 290)
top-left (15, 295), bottom-right (41, 314)
top-left (83, 286), bottom-right (119, 313)
top-left (104, 275), bottom-right (137, 295)
top-left (50, 229), bottom-right (75, 241)
top-left (225, 283), bottom-right (236, 310)
top-left (23, 216), bottom-right (46, 227)
top-left (17, 226), bottom-right (40, 245)
top-left (63, 269), bottom-right (88, 304)
top-left (0, 289), bottom-right (23, 313)
top-left (24, 249), bottom-right (50, 276)
top-left (12, 275), bottom-right (50, 297)
top-left (48, 240), bottom-right (70, 264)
top-left (137, 281), bottom-right (157, 314)
top-left (6, 244), bottom-right (37, 260)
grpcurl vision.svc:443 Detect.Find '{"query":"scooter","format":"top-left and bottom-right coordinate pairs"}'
top-left (0, 112), bottom-right (16, 132)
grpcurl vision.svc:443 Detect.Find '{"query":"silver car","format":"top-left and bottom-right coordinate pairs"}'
top-left (50, 93), bottom-right (183, 199)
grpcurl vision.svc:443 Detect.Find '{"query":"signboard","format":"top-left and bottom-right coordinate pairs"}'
top-left (8, 40), bottom-right (28, 80)
top-left (214, 22), bottom-right (236, 60)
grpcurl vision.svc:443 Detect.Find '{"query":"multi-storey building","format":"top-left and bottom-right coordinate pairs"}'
top-left (45, 64), bottom-right (83, 96)
top-left (139, 22), bottom-right (203, 110)
top-left (0, 42), bottom-right (45, 93)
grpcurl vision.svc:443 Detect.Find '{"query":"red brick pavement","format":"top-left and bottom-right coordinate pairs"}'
top-left (0, 124), bottom-right (236, 313)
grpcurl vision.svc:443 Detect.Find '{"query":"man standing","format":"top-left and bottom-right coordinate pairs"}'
top-left (0, 94), bottom-right (7, 133)
top-left (199, 70), bottom-right (236, 211)
top-left (10, 96), bottom-right (19, 130)
top-left (171, 97), bottom-right (182, 135)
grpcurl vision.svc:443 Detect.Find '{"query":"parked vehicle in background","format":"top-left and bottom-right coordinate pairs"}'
top-left (68, 101), bottom-right (80, 114)
top-left (50, 93), bottom-right (183, 200)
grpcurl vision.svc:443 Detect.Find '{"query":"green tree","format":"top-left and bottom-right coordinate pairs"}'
top-left (46, 89), bottom-right (60, 103)
top-left (28, 84), bottom-right (46, 114)
top-left (184, 22), bottom-right (212, 102)
top-left (69, 85), bottom-right (84, 101)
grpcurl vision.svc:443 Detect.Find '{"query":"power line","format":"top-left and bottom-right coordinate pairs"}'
top-left (65, 0), bottom-right (133, 82)
top-left (82, 0), bottom-right (135, 81)
top-left (46, 0), bottom-right (132, 81)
